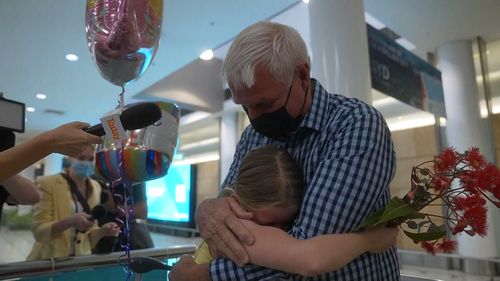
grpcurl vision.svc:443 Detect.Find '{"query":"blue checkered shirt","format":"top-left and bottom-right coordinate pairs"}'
top-left (210, 79), bottom-right (399, 281)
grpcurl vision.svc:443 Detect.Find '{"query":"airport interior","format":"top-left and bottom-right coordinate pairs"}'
top-left (0, 0), bottom-right (500, 280)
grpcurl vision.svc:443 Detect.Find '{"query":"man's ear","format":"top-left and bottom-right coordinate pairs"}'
top-left (297, 62), bottom-right (310, 90)
top-left (297, 62), bottom-right (310, 79)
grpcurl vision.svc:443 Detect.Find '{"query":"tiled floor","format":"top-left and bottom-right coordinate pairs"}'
top-left (401, 265), bottom-right (500, 281)
top-left (0, 227), bottom-right (498, 280)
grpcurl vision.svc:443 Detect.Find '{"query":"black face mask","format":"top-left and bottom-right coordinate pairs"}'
top-left (245, 78), bottom-right (308, 138)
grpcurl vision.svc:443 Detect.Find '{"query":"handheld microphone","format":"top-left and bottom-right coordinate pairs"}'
top-left (91, 204), bottom-right (108, 221)
top-left (84, 103), bottom-right (162, 136)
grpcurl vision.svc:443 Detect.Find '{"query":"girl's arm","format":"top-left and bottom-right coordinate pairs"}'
top-left (241, 220), bottom-right (397, 277)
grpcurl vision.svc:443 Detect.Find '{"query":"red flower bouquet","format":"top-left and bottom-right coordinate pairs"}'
top-left (359, 147), bottom-right (500, 254)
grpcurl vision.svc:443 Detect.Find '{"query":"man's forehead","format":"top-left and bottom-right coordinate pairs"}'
top-left (230, 77), bottom-right (284, 105)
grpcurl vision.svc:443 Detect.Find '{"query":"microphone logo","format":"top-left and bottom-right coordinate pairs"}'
top-left (106, 118), bottom-right (120, 140)
top-left (100, 112), bottom-right (127, 145)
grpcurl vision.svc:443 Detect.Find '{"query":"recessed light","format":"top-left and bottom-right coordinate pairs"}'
top-left (65, 54), bottom-right (79, 62)
top-left (26, 107), bottom-right (36, 112)
top-left (199, 49), bottom-right (214, 61)
top-left (36, 93), bottom-right (46, 100)
top-left (395, 37), bottom-right (416, 51)
top-left (302, 0), bottom-right (310, 3)
top-left (365, 12), bottom-right (386, 30)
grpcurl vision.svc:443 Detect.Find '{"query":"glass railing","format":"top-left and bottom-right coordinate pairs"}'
top-left (0, 245), bottom-right (196, 281)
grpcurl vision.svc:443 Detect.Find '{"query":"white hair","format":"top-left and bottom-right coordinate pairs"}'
top-left (223, 21), bottom-right (309, 89)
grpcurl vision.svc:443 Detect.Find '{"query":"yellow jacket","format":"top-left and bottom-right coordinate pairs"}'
top-left (27, 174), bottom-right (101, 260)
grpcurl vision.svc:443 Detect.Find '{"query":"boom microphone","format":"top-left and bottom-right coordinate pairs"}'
top-left (84, 102), bottom-right (162, 136)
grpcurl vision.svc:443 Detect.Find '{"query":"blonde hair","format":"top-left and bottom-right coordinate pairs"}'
top-left (225, 146), bottom-right (304, 212)
top-left (223, 21), bottom-right (309, 89)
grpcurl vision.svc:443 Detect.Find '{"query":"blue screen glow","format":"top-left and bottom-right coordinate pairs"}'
top-left (146, 164), bottom-right (192, 222)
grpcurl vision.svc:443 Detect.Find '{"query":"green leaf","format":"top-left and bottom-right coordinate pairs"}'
top-left (404, 229), bottom-right (447, 243)
top-left (358, 208), bottom-right (385, 230)
top-left (359, 197), bottom-right (424, 229)
top-left (403, 212), bottom-right (426, 220)
top-left (428, 224), bottom-right (446, 233)
top-left (377, 197), bottom-right (418, 224)
top-left (406, 221), bottom-right (418, 229)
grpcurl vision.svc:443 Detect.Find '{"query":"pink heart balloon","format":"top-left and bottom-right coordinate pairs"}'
top-left (86, 0), bottom-right (163, 86)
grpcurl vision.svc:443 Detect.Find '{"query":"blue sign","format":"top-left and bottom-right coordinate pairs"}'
top-left (367, 24), bottom-right (446, 117)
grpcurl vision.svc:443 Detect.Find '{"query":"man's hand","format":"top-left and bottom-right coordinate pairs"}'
top-left (40, 122), bottom-right (103, 157)
top-left (169, 255), bottom-right (210, 281)
top-left (195, 197), bottom-right (254, 266)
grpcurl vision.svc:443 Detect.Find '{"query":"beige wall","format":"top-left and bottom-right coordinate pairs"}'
top-left (492, 114), bottom-right (500, 163)
top-left (195, 160), bottom-right (220, 209)
top-left (390, 125), bottom-right (445, 251)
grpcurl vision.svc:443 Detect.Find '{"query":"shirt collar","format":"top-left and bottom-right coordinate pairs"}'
top-left (299, 78), bottom-right (330, 132)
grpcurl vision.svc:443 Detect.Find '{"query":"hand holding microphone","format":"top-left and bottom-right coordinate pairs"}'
top-left (91, 205), bottom-right (121, 237)
top-left (84, 102), bottom-right (162, 137)
top-left (40, 122), bottom-right (103, 158)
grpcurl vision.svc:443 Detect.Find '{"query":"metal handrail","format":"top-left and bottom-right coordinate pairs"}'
top-left (0, 244), bottom-right (196, 280)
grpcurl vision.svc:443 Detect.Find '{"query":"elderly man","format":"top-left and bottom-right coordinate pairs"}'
top-left (171, 21), bottom-right (398, 281)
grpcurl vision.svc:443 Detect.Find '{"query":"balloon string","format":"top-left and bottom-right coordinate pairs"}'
top-left (118, 85), bottom-right (125, 110)
top-left (117, 139), bottom-right (133, 281)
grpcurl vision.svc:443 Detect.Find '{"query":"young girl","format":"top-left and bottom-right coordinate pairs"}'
top-left (193, 145), bottom-right (398, 276)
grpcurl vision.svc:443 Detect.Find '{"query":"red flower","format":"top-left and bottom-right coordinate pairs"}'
top-left (464, 205), bottom-right (488, 236)
top-left (473, 164), bottom-right (500, 193)
top-left (465, 147), bottom-right (486, 169)
top-left (452, 220), bottom-right (467, 235)
top-left (453, 194), bottom-right (486, 211)
top-left (436, 148), bottom-right (458, 172)
top-left (433, 176), bottom-right (452, 192)
top-left (372, 147), bottom-right (500, 256)
top-left (421, 241), bottom-right (436, 255)
top-left (437, 239), bottom-right (457, 253)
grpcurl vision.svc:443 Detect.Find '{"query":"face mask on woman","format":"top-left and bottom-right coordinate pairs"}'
top-left (71, 160), bottom-right (94, 178)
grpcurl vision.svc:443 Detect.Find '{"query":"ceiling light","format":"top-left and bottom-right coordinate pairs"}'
top-left (395, 38), bottom-right (416, 51)
top-left (36, 93), bottom-right (46, 100)
top-left (302, 0), bottom-right (310, 3)
top-left (180, 137), bottom-right (219, 151)
top-left (372, 97), bottom-right (397, 107)
top-left (387, 113), bottom-right (435, 132)
top-left (439, 117), bottom-right (447, 127)
top-left (65, 54), bottom-right (79, 62)
top-left (172, 152), bottom-right (220, 166)
top-left (364, 12), bottom-right (386, 30)
top-left (199, 49), bottom-right (214, 61)
top-left (26, 107), bottom-right (35, 112)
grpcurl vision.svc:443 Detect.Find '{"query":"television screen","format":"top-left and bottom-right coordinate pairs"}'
top-left (146, 164), bottom-right (196, 226)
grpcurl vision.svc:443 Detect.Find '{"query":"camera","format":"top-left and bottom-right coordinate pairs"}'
top-left (0, 92), bottom-right (25, 133)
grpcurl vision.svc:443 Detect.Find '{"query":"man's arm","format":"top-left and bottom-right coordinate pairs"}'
top-left (196, 128), bottom-right (255, 266)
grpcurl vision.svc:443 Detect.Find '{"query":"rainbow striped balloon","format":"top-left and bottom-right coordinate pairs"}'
top-left (94, 102), bottom-right (180, 183)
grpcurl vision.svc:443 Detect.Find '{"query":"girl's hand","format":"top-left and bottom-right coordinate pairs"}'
top-left (363, 226), bottom-right (399, 253)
